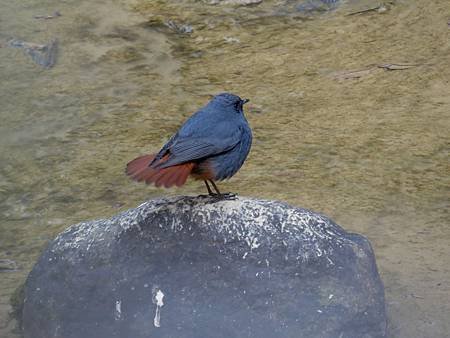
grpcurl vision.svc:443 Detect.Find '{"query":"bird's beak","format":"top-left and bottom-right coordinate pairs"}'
top-left (242, 98), bottom-right (250, 104)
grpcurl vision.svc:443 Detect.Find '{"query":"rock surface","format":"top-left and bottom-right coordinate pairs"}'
top-left (21, 196), bottom-right (386, 338)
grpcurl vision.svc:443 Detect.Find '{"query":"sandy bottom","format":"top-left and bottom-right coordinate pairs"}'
top-left (0, 0), bottom-right (449, 337)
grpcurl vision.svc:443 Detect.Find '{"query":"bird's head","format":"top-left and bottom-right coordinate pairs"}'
top-left (210, 93), bottom-right (250, 114)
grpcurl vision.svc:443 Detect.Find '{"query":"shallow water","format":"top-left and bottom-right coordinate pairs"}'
top-left (0, 0), bottom-right (449, 337)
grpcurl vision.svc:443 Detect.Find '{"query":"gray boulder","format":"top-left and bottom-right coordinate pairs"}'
top-left (21, 196), bottom-right (386, 338)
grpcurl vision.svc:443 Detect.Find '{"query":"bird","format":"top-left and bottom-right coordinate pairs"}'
top-left (125, 93), bottom-right (252, 197)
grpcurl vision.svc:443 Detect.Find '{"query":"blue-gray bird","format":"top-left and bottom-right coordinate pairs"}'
top-left (126, 93), bottom-right (252, 196)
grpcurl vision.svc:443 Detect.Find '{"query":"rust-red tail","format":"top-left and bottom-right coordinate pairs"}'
top-left (126, 154), bottom-right (194, 188)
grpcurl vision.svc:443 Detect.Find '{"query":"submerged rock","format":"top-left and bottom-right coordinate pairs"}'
top-left (0, 259), bottom-right (18, 271)
top-left (7, 38), bottom-right (58, 68)
top-left (296, 0), bottom-right (340, 13)
top-left (164, 20), bottom-right (194, 35)
top-left (21, 196), bottom-right (386, 338)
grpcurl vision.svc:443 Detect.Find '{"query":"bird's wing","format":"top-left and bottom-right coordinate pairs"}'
top-left (151, 106), bottom-right (245, 168)
top-left (154, 132), bottom-right (241, 169)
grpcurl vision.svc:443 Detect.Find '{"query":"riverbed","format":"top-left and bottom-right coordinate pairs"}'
top-left (0, 0), bottom-right (449, 337)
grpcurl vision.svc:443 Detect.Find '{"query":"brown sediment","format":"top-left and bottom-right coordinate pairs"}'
top-left (1, 0), bottom-right (450, 337)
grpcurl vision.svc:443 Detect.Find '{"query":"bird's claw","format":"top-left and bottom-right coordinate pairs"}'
top-left (197, 193), bottom-right (237, 201)
top-left (211, 192), bottom-right (237, 201)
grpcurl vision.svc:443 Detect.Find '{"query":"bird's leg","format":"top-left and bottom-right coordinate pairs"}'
top-left (204, 180), bottom-right (215, 196)
top-left (209, 180), bottom-right (221, 195)
top-left (209, 180), bottom-right (236, 200)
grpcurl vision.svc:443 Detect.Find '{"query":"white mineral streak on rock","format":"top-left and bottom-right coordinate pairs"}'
top-left (152, 287), bottom-right (165, 328)
top-left (115, 300), bottom-right (122, 320)
top-left (55, 219), bottom-right (107, 253)
top-left (53, 196), bottom-right (351, 263)
top-left (356, 247), bottom-right (367, 258)
top-left (137, 200), bottom-right (148, 209)
top-left (315, 242), bottom-right (323, 257)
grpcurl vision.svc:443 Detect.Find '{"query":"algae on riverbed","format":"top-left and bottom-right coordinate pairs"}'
top-left (0, 0), bottom-right (449, 337)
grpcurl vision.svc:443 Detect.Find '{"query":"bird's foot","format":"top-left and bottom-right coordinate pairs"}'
top-left (212, 192), bottom-right (237, 201)
top-left (197, 192), bottom-right (237, 201)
